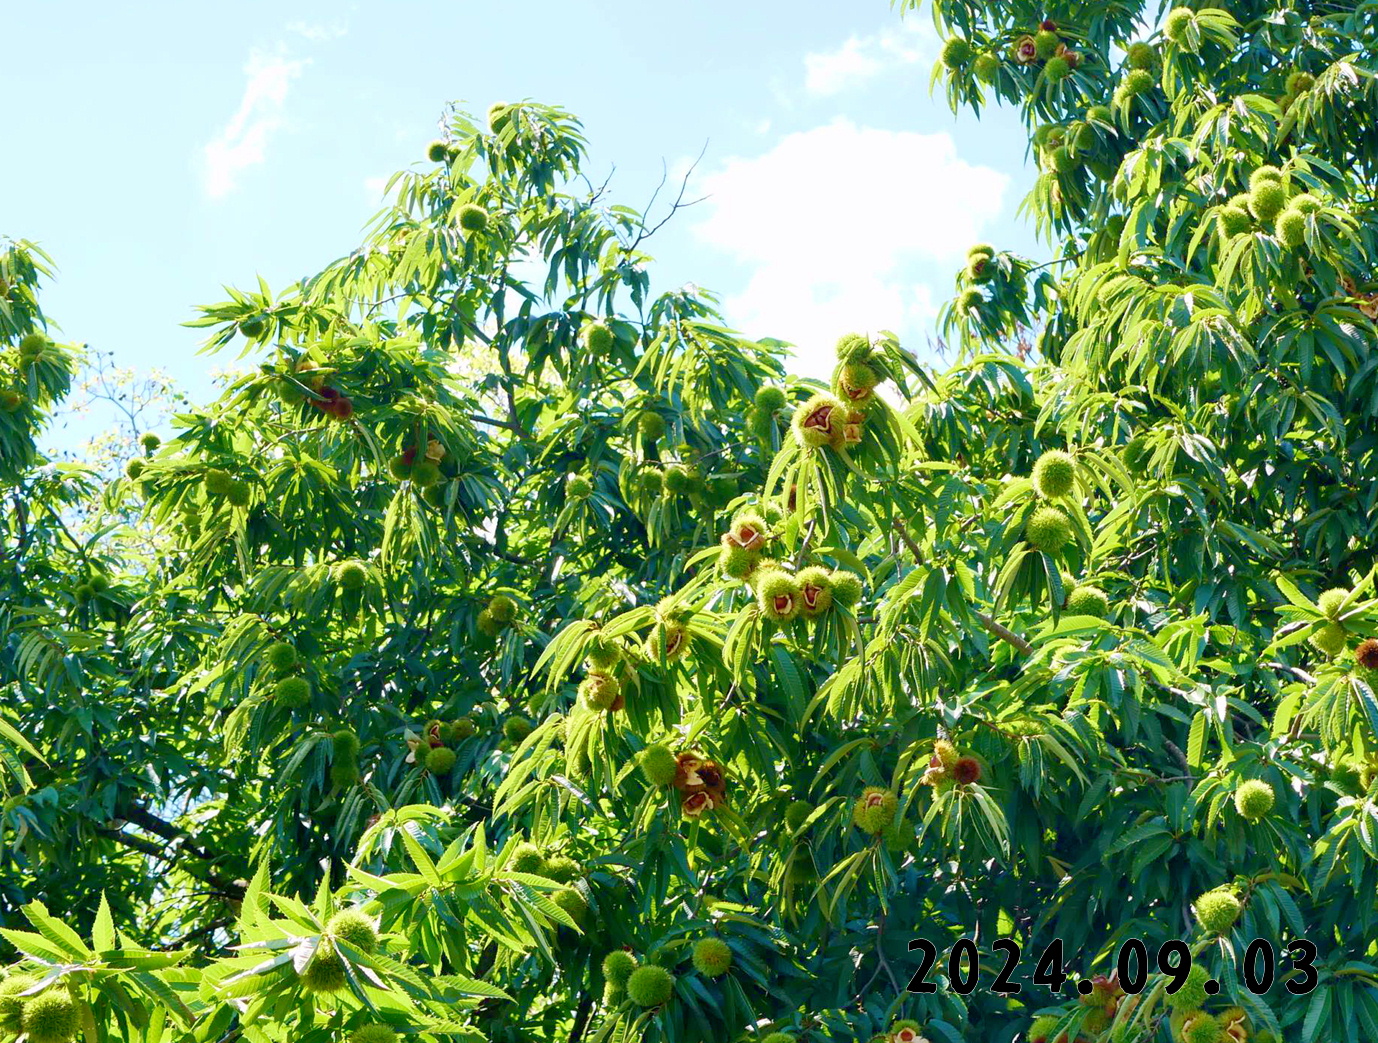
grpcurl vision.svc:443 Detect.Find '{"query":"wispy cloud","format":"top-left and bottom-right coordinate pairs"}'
top-left (202, 46), bottom-right (308, 200)
top-left (803, 21), bottom-right (932, 97)
top-left (287, 19), bottom-right (349, 42)
top-left (363, 174), bottom-right (395, 204)
top-left (689, 119), bottom-right (1006, 377)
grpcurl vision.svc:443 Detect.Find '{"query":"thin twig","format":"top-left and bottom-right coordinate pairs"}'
top-left (630, 142), bottom-right (711, 251)
top-left (892, 518), bottom-right (1034, 655)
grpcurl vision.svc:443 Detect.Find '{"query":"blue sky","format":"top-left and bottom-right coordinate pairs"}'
top-left (2, 0), bottom-right (1041, 450)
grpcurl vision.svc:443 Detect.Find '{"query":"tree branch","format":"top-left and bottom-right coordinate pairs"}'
top-left (892, 518), bottom-right (1035, 655)
top-left (99, 825), bottom-right (246, 897)
top-left (973, 609), bottom-right (1034, 655)
top-left (112, 803), bottom-right (247, 896)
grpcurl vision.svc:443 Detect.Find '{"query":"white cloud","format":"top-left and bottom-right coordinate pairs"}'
top-left (689, 119), bottom-right (1006, 377)
top-left (804, 21), bottom-right (931, 97)
top-left (363, 175), bottom-right (389, 199)
top-left (202, 47), bottom-right (308, 200)
top-left (287, 20), bottom-right (349, 41)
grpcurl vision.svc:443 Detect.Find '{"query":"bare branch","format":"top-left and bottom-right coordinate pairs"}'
top-left (630, 141), bottom-right (712, 251)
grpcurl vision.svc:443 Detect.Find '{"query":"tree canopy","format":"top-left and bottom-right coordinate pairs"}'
top-left (2, 2), bottom-right (1378, 1042)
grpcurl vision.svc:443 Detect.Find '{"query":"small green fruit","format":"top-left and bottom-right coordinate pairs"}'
top-left (691, 937), bottom-right (732, 977)
top-left (1164, 7), bottom-right (1195, 44)
top-left (425, 746), bottom-right (456, 774)
top-left (226, 479), bottom-right (251, 507)
top-left (1165, 962), bottom-right (1211, 1011)
top-left (792, 393), bottom-right (844, 449)
top-left (552, 887), bottom-right (588, 928)
top-left (1285, 70), bottom-right (1315, 95)
top-left (754, 385), bottom-right (787, 412)
top-left (410, 460), bottom-right (442, 488)
top-left (1317, 587), bottom-right (1349, 620)
top-left (331, 730), bottom-right (360, 787)
top-left (1066, 585), bottom-right (1110, 618)
top-left (543, 855), bottom-right (580, 883)
top-left (1249, 166), bottom-right (1284, 191)
top-left (643, 620), bottom-right (688, 662)
top-left (639, 412), bottom-right (666, 442)
top-left (334, 560), bottom-right (368, 590)
top-left (18, 332), bottom-right (50, 358)
top-left (1049, 145), bottom-right (1078, 173)
top-left (1218, 205), bottom-right (1251, 237)
top-left (350, 1024), bottom-right (398, 1043)
top-left (20, 990), bottom-right (78, 1043)
top-left (329, 909), bottom-right (379, 954)
top-left (1033, 29), bottom-right (1060, 59)
top-left (1192, 888), bottom-right (1242, 934)
top-left (796, 565), bottom-right (834, 618)
top-left (1275, 207), bottom-right (1306, 248)
top-left (488, 594), bottom-right (518, 624)
top-left (0, 976), bottom-right (37, 1033)
top-left (427, 139), bottom-right (449, 162)
top-left (1311, 622), bottom-right (1347, 657)
top-left (1026, 505), bottom-right (1074, 554)
top-left (881, 818), bottom-right (912, 852)
top-left (583, 321), bottom-right (614, 354)
top-left (585, 632), bottom-right (623, 670)
top-left (638, 467), bottom-right (664, 498)
top-left (745, 405), bottom-right (770, 437)
top-left (1234, 779), bottom-right (1275, 821)
top-left (718, 538), bottom-right (756, 581)
top-left (1248, 182), bottom-right (1288, 222)
top-left (1127, 41), bottom-right (1157, 69)
top-left (626, 965), bottom-right (674, 1007)
top-left (639, 744), bottom-right (679, 786)
top-left (852, 786), bottom-right (898, 834)
top-left (756, 569), bottom-right (801, 623)
top-left (458, 204), bottom-right (489, 232)
top-left (1032, 449), bottom-right (1077, 498)
top-left (300, 943), bottom-right (347, 993)
top-left (835, 332), bottom-right (872, 363)
top-left (1181, 1012), bottom-right (1223, 1043)
top-left (204, 469), bottom-right (233, 497)
top-left (663, 463), bottom-right (692, 495)
top-left (830, 570), bottom-right (863, 609)
top-left (941, 37), bottom-right (973, 69)
top-left (602, 950), bottom-right (637, 986)
top-left (265, 641), bottom-right (297, 673)
top-left (275, 676), bottom-right (311, 707)
top-left (579, 672), bottom-right (621, 711)
top-left (511, 842), bottom-right (545, 874)
top-left (1123, 69), bottom-right (1155, 96)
